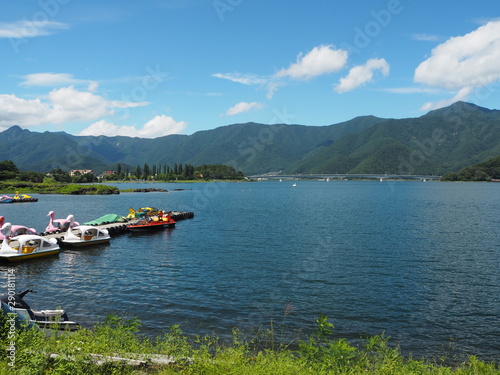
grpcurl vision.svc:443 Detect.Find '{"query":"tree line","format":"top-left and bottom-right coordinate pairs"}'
top-left (440, 155), bottom-right (500, 182)
top-left (0, 161), bottom-right (99, 183)
top-left (0, 160), bottom-right (244, 183)
top-left (104, 163), bottom-right (244, 181)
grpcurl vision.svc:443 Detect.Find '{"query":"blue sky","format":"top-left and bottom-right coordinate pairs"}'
top-left (1, 0), bottom-right (500, 138)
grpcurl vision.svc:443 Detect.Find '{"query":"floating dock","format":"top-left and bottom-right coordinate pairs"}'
top-left (39, 211), bottom-right (194, 244)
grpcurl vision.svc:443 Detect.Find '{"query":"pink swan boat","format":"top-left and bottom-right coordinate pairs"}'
top-left (44, 211), bottom-right (80, 234)
top-left (0, 216), bottom-right (37, 241)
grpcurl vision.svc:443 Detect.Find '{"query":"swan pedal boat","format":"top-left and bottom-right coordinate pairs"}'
top-left (61, 225), bottom-right (111, 247)
top-left (44, 211), bottom-right (79, 234)
top-left (0, 234), bottom-right (60, 262)
top-left (0, 216), bottom-right (37, 241)
top-left (0, 195), bottom-right (13, 203)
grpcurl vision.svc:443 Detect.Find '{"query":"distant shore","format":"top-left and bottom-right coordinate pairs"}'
top-left (0, 181), bottom-right (119, 195)
top-left (0, 179), bottom-right (247, 195)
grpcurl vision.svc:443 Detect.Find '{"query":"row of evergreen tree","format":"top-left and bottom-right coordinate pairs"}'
top-left (106, 163), bottom-right (244, 181)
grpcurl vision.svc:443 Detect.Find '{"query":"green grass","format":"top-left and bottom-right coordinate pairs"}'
top-left (1, 314), bottom-right (498, 374)
top-left (0, 181), bottom-right (119, 195)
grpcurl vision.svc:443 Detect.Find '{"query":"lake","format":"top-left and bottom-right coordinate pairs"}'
top-left (1, 180), bottom-right (499, 361)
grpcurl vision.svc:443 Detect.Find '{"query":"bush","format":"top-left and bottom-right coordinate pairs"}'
top-left (1, 314), bottom-right (499, 374)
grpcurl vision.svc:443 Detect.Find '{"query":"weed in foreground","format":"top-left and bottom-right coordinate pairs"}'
top-left (0, 314), bottom-right (499, 374)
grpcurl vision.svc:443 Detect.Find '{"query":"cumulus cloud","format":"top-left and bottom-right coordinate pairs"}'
top-left (46, 86), bottom-right (112, 124)
top-left (78, 115), bottom-right (187, 138)
top-left (275, 45), bottom-right (348, 80)
top-left (215, 45), bottom-right (390, 100)
top-left (0, 86), bottom-right (147, 127)
top-left (0, 20), bottom-right (68, 38)
top-left (414, 21), bottom-right (500, 109)
top-left (213, 45), bottom-right (350, 98)
top-left (0, 95), bottom-right (51, 126)
top-left (223, 102), bottom-right (264, 116)
top-left (335, 58), bottom-right (390, 93)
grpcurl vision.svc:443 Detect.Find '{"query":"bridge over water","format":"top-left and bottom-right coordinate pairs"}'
top-left (248, 173), bottom-right (442, 181)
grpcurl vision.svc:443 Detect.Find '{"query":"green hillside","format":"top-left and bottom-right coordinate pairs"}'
top-left (441, 155), bottom-right (500, 181)
top-left (0, 116), bottom-right (383, 175)
top-left (1, 102), bottom-right (499, 176)
top-left (287, 102), bottom-right (500, 175)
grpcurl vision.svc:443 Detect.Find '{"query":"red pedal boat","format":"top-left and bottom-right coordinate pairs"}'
top-left (126, 212), bottom-right (176, 231)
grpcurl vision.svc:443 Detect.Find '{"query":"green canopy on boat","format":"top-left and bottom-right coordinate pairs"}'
top-left (84, 214), bottom-right (127, 225)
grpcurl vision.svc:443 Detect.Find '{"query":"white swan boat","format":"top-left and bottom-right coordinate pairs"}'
top-left (0, 223), bottom-right (60, 262)
top-left (61, 225), bottom-right (111, 247)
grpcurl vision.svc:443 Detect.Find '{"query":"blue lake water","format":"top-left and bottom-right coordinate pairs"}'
top-left (1, 180), bottom-right (499, 361)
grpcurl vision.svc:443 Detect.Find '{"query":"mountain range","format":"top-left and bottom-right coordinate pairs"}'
top-left (1, 101), bottom-right (499, 176)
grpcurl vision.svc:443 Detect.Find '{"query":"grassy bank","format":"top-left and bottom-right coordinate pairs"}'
top-left (0, 182), bottom-right (119, 195)
top-left (1, 315), bottom-right (498, 374)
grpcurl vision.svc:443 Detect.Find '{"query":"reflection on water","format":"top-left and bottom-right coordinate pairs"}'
top-left (1, 181), bottom-right (499, 361)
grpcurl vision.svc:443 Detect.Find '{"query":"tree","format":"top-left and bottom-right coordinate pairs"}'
top-left (143, 163), bottom-right (150, 180)
top-left (0, 160), bottom-right (19, 173)
top-left (441, 172), bottom-right (459, 181)
top-left (49, 169), bottom-right (72, 183)
top-left (18, 171), bottom-right (45, 183)
top-left (72, 172), bottom-right (97, 183)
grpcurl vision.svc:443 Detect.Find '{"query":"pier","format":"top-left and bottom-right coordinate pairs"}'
top-left (39, 211), bottom-right (194, 244)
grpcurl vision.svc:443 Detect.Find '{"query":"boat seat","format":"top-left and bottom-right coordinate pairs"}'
top-left (32, 310), bottom-right (69, 321)
top-left (22, 246), bottom-right (37, 254)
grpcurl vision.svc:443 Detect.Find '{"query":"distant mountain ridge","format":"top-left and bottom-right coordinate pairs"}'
top-left (1, 101), bottom-right (499, 175)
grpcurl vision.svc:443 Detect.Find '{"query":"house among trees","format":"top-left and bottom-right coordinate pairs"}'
top-left (69, 169), bottom-right (93, 176)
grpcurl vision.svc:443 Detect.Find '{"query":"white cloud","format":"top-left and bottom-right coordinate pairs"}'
top-left (414, 21), bottom-right (500, 110)
top-left (266, 81), bottom-right (282, 99)
top-left (419, 87), bottom-right (473, 111)
top-left (87, 81), bottom-right (99, 92)
top-left (21, 73), bottom-right (98, 90)
top-left (415, 21), bottom-right (500, 91)
top-left (141, 115), bottom-right (187, 136)
top-left (47, 86), bottom-right (112, 124)
top-left (78, 115), bottom-right (187, 138)
top-left (0, 20), bottom-right (68, 38)
top-left (212, 73), bottom-right (267, 85)
top-left (213, 72), bottom-right (281, 99)
top-left (223, 102), bottom-right (264, 116)
top-left (275, 45), bottom-right (348, 80)
top-left (0, 95), bottom-right (51, 126)
top-left (0, 86), bottom-right (147, 127)
top-left (213, 45), bottom-right (348, 98)
top-left (335, 58), bottom-right (390, 93)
